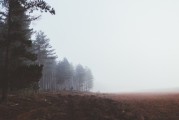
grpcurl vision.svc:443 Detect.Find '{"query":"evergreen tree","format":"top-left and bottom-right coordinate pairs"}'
top-left (32, 31), bottom-right (56, 65)
top-left (55, 59), bottom-right (94, 92)
top-left (32, 31), bottom-right (57, 91)
top-left (56, 58), bottom-right (74, 90)
top-left (0, 0), bottom-right (55, 102)
top-left (0, 18), bottom-right (5, 90)
top-left (74, 64), bottom-right (86, 91)
top-left (84, 67), bottom-right (93, 91)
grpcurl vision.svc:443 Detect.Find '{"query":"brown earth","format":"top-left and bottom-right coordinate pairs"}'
top-left (0, 92), bottom-right (179, 120)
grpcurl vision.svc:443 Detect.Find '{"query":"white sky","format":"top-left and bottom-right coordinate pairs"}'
top-left (33, 0), bottom-right (179, 92)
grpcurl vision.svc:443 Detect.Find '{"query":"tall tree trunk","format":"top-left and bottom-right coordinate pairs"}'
top-left (1, 65), bottom-right (9, 102)
top-left (1, 80), bottom-right (8, 102)
top-left (2, 32), bottom-right (10, 102)
top-left (1, 0), bottom-right (12, 102)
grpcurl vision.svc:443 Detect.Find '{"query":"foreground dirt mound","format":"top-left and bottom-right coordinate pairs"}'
top-left (0, 93), bottom-right (134, 120)
top-left (0, 93), bottom-right (179, 120)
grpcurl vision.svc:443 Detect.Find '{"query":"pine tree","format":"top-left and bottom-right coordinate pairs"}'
top-left (84, 67), bottom-right (93, 91)
top-left (32, 31), bottom-right (56, 65)
top-left (32, 31), bottom-right (57, 91)
top-left (74, 64), bottom-right (86, 91)
top-left (0, 18), bottom-right (5, 90)
top-left (0, 0), bottom-right (55, 102)
top-left (55, 60), bottom-right (94, 92)
top-left (56, 58), bottom-right (74, 90)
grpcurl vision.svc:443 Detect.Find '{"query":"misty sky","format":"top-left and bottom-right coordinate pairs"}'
top-left (33, 0), bottom-right (179, 92)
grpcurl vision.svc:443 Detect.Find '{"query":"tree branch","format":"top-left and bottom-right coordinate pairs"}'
top-left (23, 0), bottom-right (55, 15)
top-left (25, 15), bottom-right (41, 21)
top-left (0, 12), bottom-right (7, 17)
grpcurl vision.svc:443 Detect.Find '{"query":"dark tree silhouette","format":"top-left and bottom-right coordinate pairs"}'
top-left (0, 0), bottom-right (55, 102)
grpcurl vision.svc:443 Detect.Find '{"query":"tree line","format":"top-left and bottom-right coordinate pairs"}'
top-left (0, 0), bottom-right (93, 102)
top-left (34, 31), bottom-right (93, 92)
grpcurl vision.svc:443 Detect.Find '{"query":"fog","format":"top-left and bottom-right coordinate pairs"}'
top-left (33, 0), bottom-right (179, 92)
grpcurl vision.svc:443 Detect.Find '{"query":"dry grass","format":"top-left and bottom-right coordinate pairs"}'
top-left (0, 92), bottom-right (179, 120)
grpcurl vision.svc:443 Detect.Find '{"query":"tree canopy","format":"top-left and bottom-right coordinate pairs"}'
top-left (0, 0), bottom-right (55, 102)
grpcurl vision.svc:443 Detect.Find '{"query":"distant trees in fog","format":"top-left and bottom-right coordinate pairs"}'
top-left (31, 29), bottom-right (94, 92)
top-left (56, 59), bottom-right (93, 91)
top-left (32, 31), bottom-right (57, 91)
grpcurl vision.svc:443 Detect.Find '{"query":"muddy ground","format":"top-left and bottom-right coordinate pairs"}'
top-left (0, 92), bottom-right (179, 120)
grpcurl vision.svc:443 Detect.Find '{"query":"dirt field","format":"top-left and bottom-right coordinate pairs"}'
top-left (0, 92), bottom-right (179, 120)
